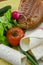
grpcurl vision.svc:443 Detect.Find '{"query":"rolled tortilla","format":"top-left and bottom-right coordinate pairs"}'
top-left (31, 43), bottom-right (43, 60)
top-left (20, 29), bottom-right (43, 51)
top-left (0, 44), bottom-right (27, 65)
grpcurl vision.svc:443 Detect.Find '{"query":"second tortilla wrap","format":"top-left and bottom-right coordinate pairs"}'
top-left (20, 29), bottom-right (43, 51)
top-left (31, 42), bottom-right (43, 60)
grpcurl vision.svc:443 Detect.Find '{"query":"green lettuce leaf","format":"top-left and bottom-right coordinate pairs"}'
top-left (0, 36), bottom-right (10, 46)
top-left (0, 22), bottom-right (4, 36)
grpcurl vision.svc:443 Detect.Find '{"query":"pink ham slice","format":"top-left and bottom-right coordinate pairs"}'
top-left (18, 0), bottom-right (43, 29)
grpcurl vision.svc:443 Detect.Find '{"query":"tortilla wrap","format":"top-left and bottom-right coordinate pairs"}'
top-left (0, 44), bottom-right (27, 65)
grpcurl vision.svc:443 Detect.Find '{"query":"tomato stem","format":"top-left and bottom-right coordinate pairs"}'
top-left (12, 30), bottom-right (18, 36)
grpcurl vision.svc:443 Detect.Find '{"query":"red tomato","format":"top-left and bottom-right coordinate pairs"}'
top-left (6, 27), bottom-right (24, 46)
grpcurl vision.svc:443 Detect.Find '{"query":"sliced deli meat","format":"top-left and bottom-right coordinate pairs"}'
top-left (18, 0), bottom-right (43, 29)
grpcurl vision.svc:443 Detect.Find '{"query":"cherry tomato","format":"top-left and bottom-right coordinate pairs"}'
top-left (6, 27), bottom-right (24, 46)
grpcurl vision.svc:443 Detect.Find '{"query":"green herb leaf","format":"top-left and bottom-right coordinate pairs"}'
top-left (0, 22), bottom-right (4, 36)
top-left (12, 20), bottom-right (20, 27)
top-left (0, 36), bottom-right (9, 46)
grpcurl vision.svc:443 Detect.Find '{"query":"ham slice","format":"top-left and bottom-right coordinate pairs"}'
top-left (18, 0), bottom-right (43, 29)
